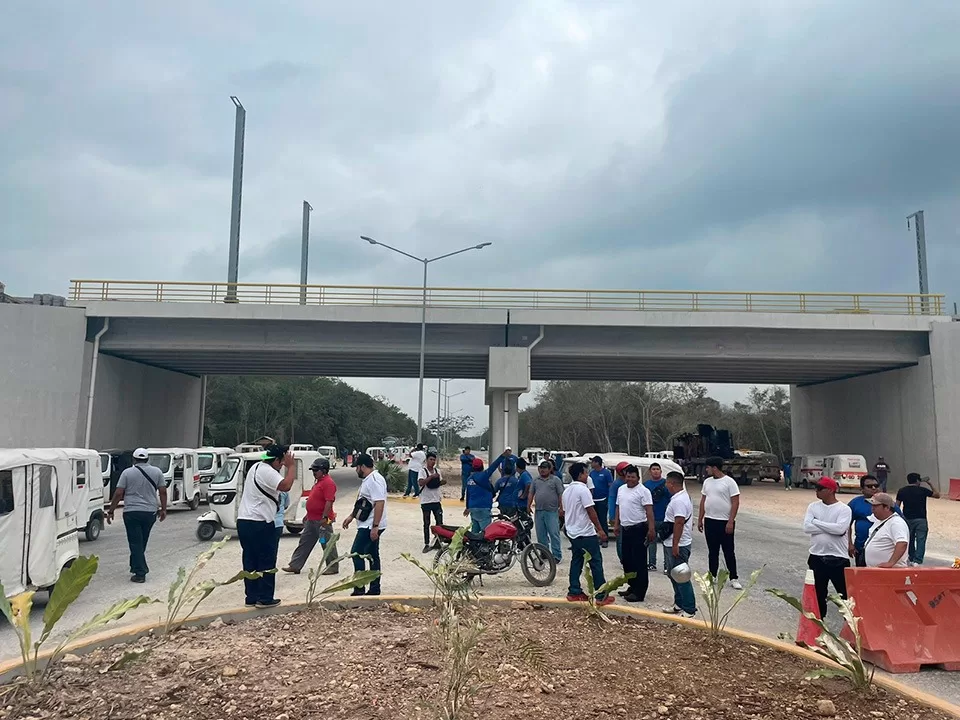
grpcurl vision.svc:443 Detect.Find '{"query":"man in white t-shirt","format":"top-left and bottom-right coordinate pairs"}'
top-left (864, 493), bottom-right (910, 568)
top-left (803, 477), bottom-right (853, 618)
top-left (343, 453), bottom-right (388, 596)
top-left (237, 445), bottom-right (296, 608)
top-left (560, 461), bottom-right (612, 605)
top-left (418, 452), bottom-right (445, 553)
top-left (662, 471), bottom-right (696, 618)
top-left (612, 464), bottom-right (655, 603)
top-left (697, 457), bottom-right (743, 589)
top-left (405, 444), bottom-right (427, 498)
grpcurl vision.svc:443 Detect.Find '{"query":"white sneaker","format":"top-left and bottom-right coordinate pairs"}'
top-left (730, 580), bottom-right (744, 590)
top-left (679, 610), bottom-right (696, 619)
top-left (661, 606), bottom-right (682, 614)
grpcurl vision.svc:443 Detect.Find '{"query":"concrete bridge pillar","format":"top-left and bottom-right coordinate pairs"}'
top-left (485, 347), bottom-right (530, 454)
top-left (791, 320), bottom-right (960, 493)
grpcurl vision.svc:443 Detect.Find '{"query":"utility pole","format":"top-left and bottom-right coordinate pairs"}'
top-left (299, 201), bottom-right (312, 305)
top-left (906, 210), bottom-right (929, 314)
top-left (436, 378), bottom-right (442, 450)
top-left (225, 96), bottom-right (246, 304)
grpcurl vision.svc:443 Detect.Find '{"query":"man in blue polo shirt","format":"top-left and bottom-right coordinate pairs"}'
top-left (644, 463), bottom-right (670, 572)
top-left (464, 451), bottom-right (507, 532)
top-left (589, 456), bottom-right (613, 547)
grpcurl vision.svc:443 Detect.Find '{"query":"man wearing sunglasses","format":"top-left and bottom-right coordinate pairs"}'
top-left (847, 474), bottom-right (880, 567)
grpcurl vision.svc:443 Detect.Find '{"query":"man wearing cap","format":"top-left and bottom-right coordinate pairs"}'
top-left (896, 472), bottom-right (940, 565)
top-left (106, 447), bottom-right (167, 584)
top-left (802, 477), bottom-right (853, 618)
top-left (528, 459), bottom-right (566, 562)
top-left (343, 453), bottom-right (388, 595)
top-left (237, 445), bottom-right (296, 608)
top-left (864, 493), bottom-right (910, 568)
top-left (282, 457), bottom-right (339, 576)
top-left (588, 457), bottom-right (613, 546)
top-left (464, 451), bottom-right (507, 533)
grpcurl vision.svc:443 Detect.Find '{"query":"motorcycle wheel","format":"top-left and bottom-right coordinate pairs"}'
top-left (520, 543), bottom-right (557, 587)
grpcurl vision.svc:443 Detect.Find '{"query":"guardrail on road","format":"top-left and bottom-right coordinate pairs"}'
top-left (68, 280), bottom-right (945, 316)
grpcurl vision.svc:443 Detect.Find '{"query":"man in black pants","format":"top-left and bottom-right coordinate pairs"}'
top-left (418, 452), bottom-right (445, 553)
top-left (697, 457), bottom-right (743, 589)
top-left (612, 465), bottom-right (656, 603)
top-left (803, 477), bottom-right (852, 617)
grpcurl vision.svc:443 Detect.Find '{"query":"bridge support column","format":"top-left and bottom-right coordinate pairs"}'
top-left (791, 321), bottom-right (960, 493)
top-left (485, 347), bottom-right (530, 454)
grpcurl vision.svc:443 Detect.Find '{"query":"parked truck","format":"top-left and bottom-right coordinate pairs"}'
top-left (672, 424), bottom-right (781, 486)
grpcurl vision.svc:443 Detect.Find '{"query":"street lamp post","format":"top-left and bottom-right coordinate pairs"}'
top-left (361, 236), bottom-right (492, 442)
top-left (225, 96), bottom-right (245, 304)
top-left (300, 201), bottom-right (313, 305)
top-left (906, 210), bottom-right (929, 314)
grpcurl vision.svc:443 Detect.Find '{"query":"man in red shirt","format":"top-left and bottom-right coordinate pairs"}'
top-left (282, 458), bottom-right (339, 575)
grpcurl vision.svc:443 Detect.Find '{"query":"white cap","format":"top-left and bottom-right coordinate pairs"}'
top-left (133, 448), bottom-right (149, 460)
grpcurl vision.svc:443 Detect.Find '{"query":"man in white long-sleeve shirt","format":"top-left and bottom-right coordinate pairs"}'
top-left (803, 477), bottom-right (853, 618)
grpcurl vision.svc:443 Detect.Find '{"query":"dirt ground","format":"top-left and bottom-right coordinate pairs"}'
top-left (4, 605), bottom-right (952, 720)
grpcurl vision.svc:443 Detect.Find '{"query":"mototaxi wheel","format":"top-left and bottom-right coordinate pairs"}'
top-left (196, 521), bottom-right (217, 542)
top-left (520, 542), bottom-right (557, 587)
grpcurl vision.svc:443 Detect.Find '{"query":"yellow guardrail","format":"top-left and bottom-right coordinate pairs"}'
top-left (68, 280), bottom-right (945, 315)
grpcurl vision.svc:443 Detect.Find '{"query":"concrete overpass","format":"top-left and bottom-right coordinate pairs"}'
top-left (1, 280), bottom-right (956, 491)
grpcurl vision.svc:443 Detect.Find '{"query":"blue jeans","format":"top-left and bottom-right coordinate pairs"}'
top-left (569, 535), bottom-right (606, 598)
top-left (907, 518), bottom-right (928, 564)
top-left (351, 528), bottom-right (383, 593)
top-left (460, 473), bottom-right (468, 499)
top-left (469, 508), bottom-right (492, 533)
top-left (404, 470), bottom-right (420, 496)
top-left (534, 510), bottom-right (562, 561)
top-left (664, 544), bottom-right (696, 614)
top-left (122, 510), bottom-right (156, 577)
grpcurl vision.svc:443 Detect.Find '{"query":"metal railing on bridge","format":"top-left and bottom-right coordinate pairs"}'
top-left (68, 280), bottom-right (945, 316)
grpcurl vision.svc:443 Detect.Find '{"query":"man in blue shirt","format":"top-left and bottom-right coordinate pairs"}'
top-left (608, 461), bottom-right (629, 560)
top-left (516, 458), bottom-right (533, 514)
top-left (588, 456), bottom-right (613, 547)
top-left (643, 463), bottom-right (670, 572)
top-left (495, 458), bottom-right (521, 517)
top-left (465, 451), bottom-right (507, 533)
top-left (847, 474), bottom-right (900, 567)
top-left (459, 447), bottom-right (476, 502)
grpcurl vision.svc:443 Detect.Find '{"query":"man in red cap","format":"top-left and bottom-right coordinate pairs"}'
top-left (802, 476), bottom-right (852, 618)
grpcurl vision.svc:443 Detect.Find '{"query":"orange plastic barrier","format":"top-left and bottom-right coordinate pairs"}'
top-left (843, 567), bottom-right (960, 673)
top-left (949, 478), bottom-right (960, 501)
top-left (796, 569), bottom-right (822, 647)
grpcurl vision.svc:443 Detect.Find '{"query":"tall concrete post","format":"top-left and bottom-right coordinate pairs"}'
top-left (907, 210), bottom-right (929, 314)
top-left (299, 201), bottom-right (312, 305)
top-left (225, 97), bottom-right (246, 304)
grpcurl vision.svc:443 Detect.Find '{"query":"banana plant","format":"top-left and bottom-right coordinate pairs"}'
top-left (693, 566), bottom-right (763, 636)
top-left (304, 531), bottom-right (380, 607)
top-left (767, 589), bottom-right (874, 690)
top-left (582, 550), bottom-right (634, 625)
top-left (0, 556), bottom-right (155, 681)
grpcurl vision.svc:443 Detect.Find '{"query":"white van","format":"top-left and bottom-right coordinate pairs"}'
top-left (645, 450), bottom-right (675, 460)
top-left (317, 446), bottom-right (339, 468)
top-left (146, 448), bottom-right (200, 510)
top-left (365, 446), bottom-right (388, 462)
top-left (561, 454), bottom-right (684, 485)
top-left (520, 448), bottom-right (549, 464)
top-left (196, 450), bottom-right (321, 541)
top-left (822, 454), bottom-right (868, 491)
top-left (60, 449), bottom-right (106, 542)
top-left (0, 449), bottom-right (85, 597)
top-left (196, 447), bottom-right (233, 502)
top-left (792, 454), bottom-right (826, 489)
top-left (289, 444), bottom-right (315, 452)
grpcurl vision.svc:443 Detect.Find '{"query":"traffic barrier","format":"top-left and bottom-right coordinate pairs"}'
top-left (843, 567), bottom-right (960, 673)
top-left (949, 478), bottom-right (960, 501)
top-left (796, 569), bottom-right (822, 647)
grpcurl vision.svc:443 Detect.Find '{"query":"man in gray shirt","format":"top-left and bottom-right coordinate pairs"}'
top-left (107, 448), bottom-right (167, 583)
top-left (528, 460), bottom-right (565, 562)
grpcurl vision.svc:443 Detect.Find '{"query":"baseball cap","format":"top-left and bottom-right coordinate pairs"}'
top-left (471, 457), bottom-right (484, 470)
top-left (590, 455), bottom-right (604, 464)
top-left (615, 461), bottom-right (629, 473)
top-left (815, 477), bottom-right (839, 492)
top-left (538, 459), bottom-right (552, 469)
top-left (310, 458), bottom-right (331, 473)
top-left (133, 447), bottom-right (149, 460)
top-left (352, 453), bottom-right (375, 468)
top-left (261, 444), bottom-right (289, 461)
top-left (868, 492), bottom-right (896, 507)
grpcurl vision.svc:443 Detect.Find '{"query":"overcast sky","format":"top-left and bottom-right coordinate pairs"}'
top-left (3, 1), bottom-right (958, 431)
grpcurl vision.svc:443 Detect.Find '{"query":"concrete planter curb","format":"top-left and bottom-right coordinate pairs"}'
top-left (2, 595), bottom-right (957, 718)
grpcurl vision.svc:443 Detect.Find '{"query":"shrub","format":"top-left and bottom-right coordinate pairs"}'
top-left (377, 459), bottom-right (408, 494)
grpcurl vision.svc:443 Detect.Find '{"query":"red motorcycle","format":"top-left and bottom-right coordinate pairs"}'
top-left (431, 518), bottom-right (557, 587)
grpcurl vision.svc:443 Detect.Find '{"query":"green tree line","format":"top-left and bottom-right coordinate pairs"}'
top-left (517, 381), bottom-right (792, 462)
top-left (203, 376), bottom-right (439, 452)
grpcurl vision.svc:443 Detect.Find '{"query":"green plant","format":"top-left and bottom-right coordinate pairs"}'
top-left (438, 617), bottom-right (487, 720)
top-left (0, 556), bottom-right (155, 681)
top-left (163, 538), bottom-right (266, 634)
top-left (581, 550), bottom-right (633, 625)
top-left (767, 589), bottom-right (874, 690)
top-left (377, 459), bottom-right (407, 494)
top-left (304, 531), bottom-right (380, 607)
top-left (693, 567), bottom-right (762, 637)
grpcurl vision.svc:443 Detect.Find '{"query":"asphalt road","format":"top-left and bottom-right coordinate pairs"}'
top-left (0, 468), bottom-right (362, 656)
